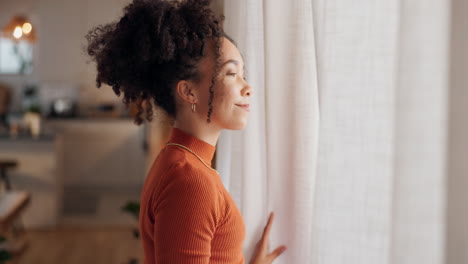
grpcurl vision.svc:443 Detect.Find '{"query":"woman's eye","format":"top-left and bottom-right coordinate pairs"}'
top-left (226, 72), bottom-right (247, 81)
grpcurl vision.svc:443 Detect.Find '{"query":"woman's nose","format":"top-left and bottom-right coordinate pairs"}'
top-left (243, 83), bottom-right (253, 97)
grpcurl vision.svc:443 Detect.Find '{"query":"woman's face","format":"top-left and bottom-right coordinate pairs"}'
top-left (195, 37), bottom-right (253, 130)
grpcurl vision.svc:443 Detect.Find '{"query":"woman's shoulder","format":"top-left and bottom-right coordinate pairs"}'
top-left (156, 145), bottom-right (186, 164)
top-left (155, 146), bottom-right (216, 183)
top-left (157, 158), bottom-right (220, 209)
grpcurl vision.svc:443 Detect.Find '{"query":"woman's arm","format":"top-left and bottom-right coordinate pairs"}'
top-left (153, 170), bottom-right (220, 263)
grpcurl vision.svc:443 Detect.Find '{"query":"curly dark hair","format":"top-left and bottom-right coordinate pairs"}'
top-left (85, 0), bottom-right (230, 125)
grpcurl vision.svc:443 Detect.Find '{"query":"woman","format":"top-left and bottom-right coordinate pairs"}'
top-left (86, 0), bottom-right (287, 263)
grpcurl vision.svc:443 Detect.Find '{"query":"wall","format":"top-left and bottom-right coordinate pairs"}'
top-left (446, 0), bottom-right (468, 262)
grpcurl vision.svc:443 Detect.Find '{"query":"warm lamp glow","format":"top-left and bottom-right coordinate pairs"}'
top-left (22, 23), bottom-right (32, 34)
top-left (2, 15), bottom-right (36, 42)
top-left (13, 26), bottom-right (23, 39)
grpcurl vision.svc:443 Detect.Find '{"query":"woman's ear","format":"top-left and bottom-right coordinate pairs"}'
top-left (175, 80), bottom-right (198, 104)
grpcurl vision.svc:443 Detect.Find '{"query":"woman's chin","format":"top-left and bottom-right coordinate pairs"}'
top-left (224, 120), bottom-right (248, 131)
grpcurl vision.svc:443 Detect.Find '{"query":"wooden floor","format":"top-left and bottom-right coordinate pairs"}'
top-left (12, 226), bottom-right (144, 264)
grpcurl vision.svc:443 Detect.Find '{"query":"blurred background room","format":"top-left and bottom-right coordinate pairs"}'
top-left (0, 0), bottom-right (187, 263)
top-left (0, 0), bottom-right (467, 264)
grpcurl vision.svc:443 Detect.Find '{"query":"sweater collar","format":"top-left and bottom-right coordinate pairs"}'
top-left (167, 127), bottom-right (216, 166)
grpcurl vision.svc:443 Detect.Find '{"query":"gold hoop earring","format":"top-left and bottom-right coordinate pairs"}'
top-left (191, 103), bottom-right (196, 113)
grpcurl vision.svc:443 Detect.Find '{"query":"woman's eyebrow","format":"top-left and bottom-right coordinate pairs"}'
top-left (221, 59), bottom-right (245, 70)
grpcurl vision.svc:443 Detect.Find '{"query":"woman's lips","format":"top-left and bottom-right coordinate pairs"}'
top-left (236, 104), bottom-right (250, 112)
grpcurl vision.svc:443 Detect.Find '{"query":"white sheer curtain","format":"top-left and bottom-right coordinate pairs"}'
top-left (219, 0), bottom-right (320, 262)
top-left (218, 0), bottom-right (450, 263)
top-left (391, 1), bottom-right (449, 263)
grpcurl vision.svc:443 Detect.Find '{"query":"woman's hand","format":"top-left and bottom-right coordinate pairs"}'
top-left (249, 212), bottom-right (287, 264)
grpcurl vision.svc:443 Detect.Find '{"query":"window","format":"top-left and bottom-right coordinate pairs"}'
top-left (0, 37), bottom-right (33, 74)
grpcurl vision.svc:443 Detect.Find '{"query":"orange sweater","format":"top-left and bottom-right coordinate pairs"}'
top-left (139, 127), bottom-right (246, 264)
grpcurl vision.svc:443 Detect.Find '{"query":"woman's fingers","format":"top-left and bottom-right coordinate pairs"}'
top-left (267, 245), bottom-right (287, 261)
top-left (250, 212), bottom-right (287, 264)
top-left (261, 212), bottom-right (274, 243)
top-left (258, 211), bottom-right (276, 255)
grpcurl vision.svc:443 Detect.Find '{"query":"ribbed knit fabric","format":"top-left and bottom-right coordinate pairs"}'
top-left (139, 127), bottom-right (246, 264)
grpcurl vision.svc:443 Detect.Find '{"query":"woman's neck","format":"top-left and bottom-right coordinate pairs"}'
top-left (173, 120), bottom-right (221, 147)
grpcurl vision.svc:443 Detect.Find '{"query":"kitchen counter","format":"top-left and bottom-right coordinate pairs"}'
top-left (0, 133), bottom-right (56, 141)
top-left (44, 116), bottom-right (134, 121)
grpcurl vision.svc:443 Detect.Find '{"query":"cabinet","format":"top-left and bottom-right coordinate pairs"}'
top-left (44, 119), bottom-right (146, 188)
top-left (44, 118), bottom-right (146, 226)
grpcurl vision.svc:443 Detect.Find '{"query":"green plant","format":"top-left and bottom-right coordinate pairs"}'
top-left (121, 201), bottom-right (140, 220)
top-left (121, 201), bottom-right (140, 239)
top-left (26, 104), bottom-right (41, 114)
top-left (22, 84), bottom-right (41, 114)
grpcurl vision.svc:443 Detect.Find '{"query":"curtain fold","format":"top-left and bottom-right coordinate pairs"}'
top-left (220, 0), bottom-right (450, 263)
top-left (221, 0), bottom-right (320, 263)
top-left (311, 1), bottom-right (398, 263)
